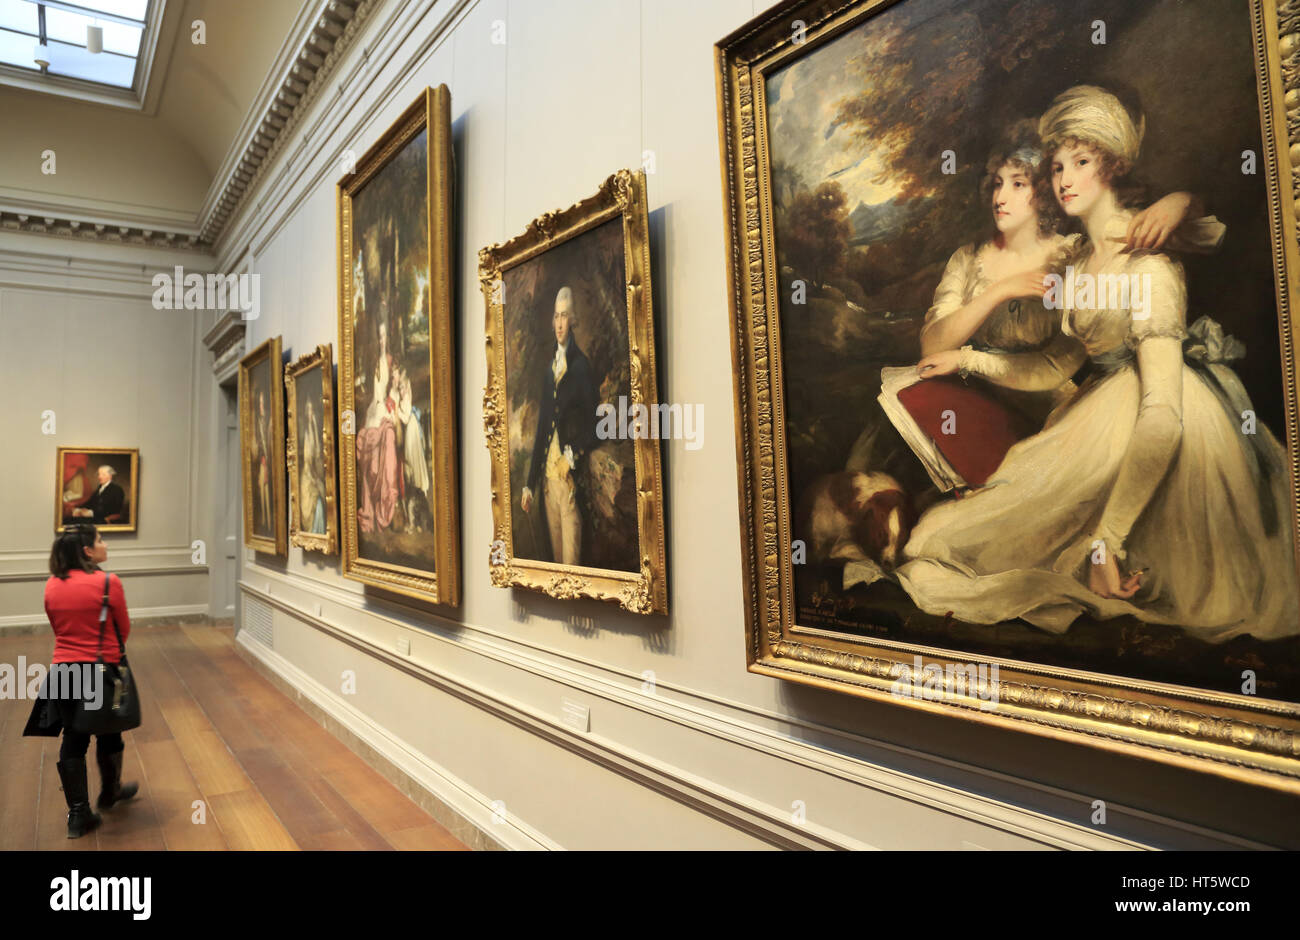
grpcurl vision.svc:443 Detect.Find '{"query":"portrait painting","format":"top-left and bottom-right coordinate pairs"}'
top-left (238, 336), bottom-right (287, 555)
top-left (55, 447), bottom-right (139, 534)
top-left (717, 0), bottom-right (1300, 786)
top-left (285, 344), bottom-right (338, 554)
top-left (481, 170), bottom-right (667, 614)
top-left (337, 85), bottom-right (459, 605)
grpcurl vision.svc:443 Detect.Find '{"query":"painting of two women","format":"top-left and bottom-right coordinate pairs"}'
top-left (768, 0), bottom-right (1300, 698)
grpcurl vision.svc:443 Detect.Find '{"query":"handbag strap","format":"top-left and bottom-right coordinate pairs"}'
top-left (95, 571), bottom-right (126, 662)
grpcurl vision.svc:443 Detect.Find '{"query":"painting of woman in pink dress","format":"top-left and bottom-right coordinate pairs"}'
top-left (345, 125), bottom-right (438, 571)
top-left (356, 317), bottom-right (400, 534)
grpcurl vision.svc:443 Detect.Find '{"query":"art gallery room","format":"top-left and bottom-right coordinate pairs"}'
top-left (2, 0), bottom-right (1300, 892)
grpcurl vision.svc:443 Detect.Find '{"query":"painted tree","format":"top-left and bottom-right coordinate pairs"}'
top-left (783, 181), bottom-right (851, 291)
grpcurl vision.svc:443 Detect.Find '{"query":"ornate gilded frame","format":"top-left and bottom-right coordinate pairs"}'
top-left (54, 447), bottom-right (140, 534)
top-left (238, 336), bottom-right (288, 556)
top-left (479, 170), bottom-right (668, 614)
top-left (336, 85), bottom-right (459, 606)
top-left (716, 0), bottom-right (1300, 788)
top-left (285, 343), bottom-right (339, 555)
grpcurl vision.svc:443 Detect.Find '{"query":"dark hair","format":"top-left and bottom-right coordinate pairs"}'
top-left (981, 121), bottom-right (1063, 238)
top-left (50, 524), bottom-right (99, 579)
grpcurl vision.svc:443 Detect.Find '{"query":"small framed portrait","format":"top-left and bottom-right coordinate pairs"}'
top-left (479, 169), bottom-right (667, 614)
top-left (285, 343), bottom-right (339, 554)
top-left (239, 336), bottom-right (288, 555)
top-left (55, 447), bottom-right (139, 533)
top-left (337, 86), bottom-right (460, 606)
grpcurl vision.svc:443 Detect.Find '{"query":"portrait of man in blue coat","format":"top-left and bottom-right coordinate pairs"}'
top-left (520, 286), bottom-right (599, 566)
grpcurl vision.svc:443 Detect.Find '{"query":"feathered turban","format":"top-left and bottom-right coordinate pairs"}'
top-left (1038, 85), bottom-right (1145, 169)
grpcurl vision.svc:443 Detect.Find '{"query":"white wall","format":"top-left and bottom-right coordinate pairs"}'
top-left (219, 0), bottom-right (1300, 849)
top-left (0, 235), bottom-right (214, 628)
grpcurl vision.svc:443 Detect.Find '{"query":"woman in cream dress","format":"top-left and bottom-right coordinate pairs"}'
top-left (919, 124), bottom-right (1217, 427)
top-left (300, 399), bottom-right (327, 534)
top-left (897, 86), bottom-right (1298, 642)
top-left (393, 363), bottom-right (431, 531)
top-left (918, 125), bottom-right (1083, 426)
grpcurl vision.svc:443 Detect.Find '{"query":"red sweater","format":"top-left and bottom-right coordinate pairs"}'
top-left (45, 569), bottom-right (132, 664)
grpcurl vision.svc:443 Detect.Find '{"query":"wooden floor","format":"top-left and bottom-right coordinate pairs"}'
top-left (0, 623), bottom-right (467, 851)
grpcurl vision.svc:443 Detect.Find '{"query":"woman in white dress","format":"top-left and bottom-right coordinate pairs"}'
top-left (393, 363), bottom-right (430, 529)
top-left (896, 85), bottom-right (1298, 642)
top-left (919, 123), bottom-right (1215, 426)
top-left (299, 400), bottom-right (327, 534)
top-left (919, 123), bottom-right (1083, 426)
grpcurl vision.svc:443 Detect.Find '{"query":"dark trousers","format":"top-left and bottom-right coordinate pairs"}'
top-left (60, 730), bottom-right (124, 761)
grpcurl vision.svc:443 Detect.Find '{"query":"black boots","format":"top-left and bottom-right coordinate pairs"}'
top-left (56, 758), bottom-right (102, 839)
top-left (95, 748), bottom-right (139, 811)
top-left (54, 747), bottom-right (138, 839)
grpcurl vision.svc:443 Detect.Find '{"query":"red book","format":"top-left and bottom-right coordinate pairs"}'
top-left (879, 369), bottom-right (1036, 490)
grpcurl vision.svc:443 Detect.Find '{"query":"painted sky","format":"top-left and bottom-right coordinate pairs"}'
top-left (766, 26), bottom-right (905, 208)
top-left (764, 0), bottom-right (959, 209)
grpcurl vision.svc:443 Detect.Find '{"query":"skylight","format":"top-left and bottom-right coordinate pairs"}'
top-left (0, 0), bottom-right (149, 90)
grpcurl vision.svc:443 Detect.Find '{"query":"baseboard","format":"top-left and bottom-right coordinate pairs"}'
top-left (235, 574), bottom-right (1283, 850)
top-left (234, 627), bottom-right (550, 851)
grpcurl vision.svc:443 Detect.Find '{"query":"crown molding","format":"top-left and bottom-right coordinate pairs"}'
top-left (0, 186), bottom-right (198, 228)
top-left (0, 208), bottom-right (203, 250)
top-left (203, 310), bottom-right (250, 380)
top-left (203, 309), bottom-right (248, 356)
top-left (194, 0), bottom-right (339, 231)
top-left (0, 0), bottom-right (372, 257)
top-left (214, 0), bottom-right (466, 266)
top-left (197, 0), bottom-right (375, 245)
top-left (0, 185), bottom-right (201, 251)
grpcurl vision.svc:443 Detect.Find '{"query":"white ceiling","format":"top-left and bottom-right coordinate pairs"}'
top-left (0, 0), bottom-right (308, 227)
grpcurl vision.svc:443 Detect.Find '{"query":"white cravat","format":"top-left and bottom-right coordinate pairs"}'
top-left (552, 340), bottom-right (569, 384)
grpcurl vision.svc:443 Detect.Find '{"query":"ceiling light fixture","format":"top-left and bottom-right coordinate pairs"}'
top-left (87, 24), bottom-right (104, 55)
top-left (34, 42), bottom-right (50, 70)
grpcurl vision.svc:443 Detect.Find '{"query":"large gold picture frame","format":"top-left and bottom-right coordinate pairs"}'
top-left (716, 0), bottom-right (1300, 788)
top-left (337, 85), bottom-right (459, 606)
top-left (479, 170), bottom-right (668, 614)
top-left (238, 336), bottom-right (287, 556)
top-left (285, 343), bottom-right (338, 555)
top-left (55, 447), bottom-right (139, 534)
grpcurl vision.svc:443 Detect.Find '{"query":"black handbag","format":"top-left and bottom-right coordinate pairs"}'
top-left (69, 572), bottom-right (142, 734)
